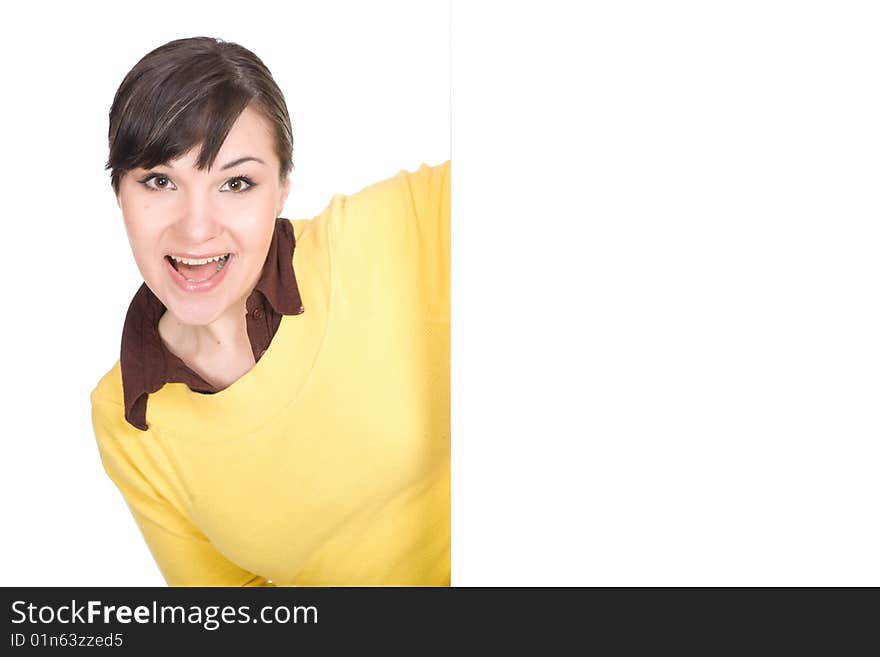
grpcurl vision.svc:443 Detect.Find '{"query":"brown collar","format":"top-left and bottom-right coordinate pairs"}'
top-left (120, 217), bottom-right (304, 431)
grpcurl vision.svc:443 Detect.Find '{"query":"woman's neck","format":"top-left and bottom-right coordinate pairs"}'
top-left (158, 303), bottom-right (256, 388)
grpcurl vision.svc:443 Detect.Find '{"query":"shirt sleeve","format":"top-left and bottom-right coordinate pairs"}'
top-left (332, 160), bottom-right (450, 321)
top-left (395, 160), bottom-right (450, 321)
top-left (398, 159), bottom-right (450, 280)
top-left (401, 160), bottom-right (450, 236)
top-left (90, 397), bottom-right (275, 587)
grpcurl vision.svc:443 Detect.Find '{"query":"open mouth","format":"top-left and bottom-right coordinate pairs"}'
top-left (165, 253), bottom-right (231, 283)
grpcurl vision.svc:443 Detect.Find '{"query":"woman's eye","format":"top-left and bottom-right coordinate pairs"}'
top-left (142, 175), bottom-right (176, 192)
top-left (221, 176), bottom-right (255, 193)
top-left (139, 174), bottom-right (255, 193)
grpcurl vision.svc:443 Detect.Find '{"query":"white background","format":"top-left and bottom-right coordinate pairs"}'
top-left (452, 1), bottom-right (880, 586)
top-left (3, 1), bottom-right (880, 587)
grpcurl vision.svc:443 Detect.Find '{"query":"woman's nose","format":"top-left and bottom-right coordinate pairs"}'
top-left (174, 192), bottom-right (221, 243)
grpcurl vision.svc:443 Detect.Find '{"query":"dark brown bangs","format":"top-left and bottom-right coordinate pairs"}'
top-left (105, 37), bottom-right (294, 196)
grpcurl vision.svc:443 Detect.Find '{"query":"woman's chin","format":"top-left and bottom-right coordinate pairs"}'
top-left (156, 287), bottom-right (235, 325)
top-left (163, 303), bottom-right (231, 327)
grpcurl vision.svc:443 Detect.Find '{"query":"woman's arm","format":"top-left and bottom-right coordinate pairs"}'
top-left (330, 160), bottom-right (450, 321)
top-left (91, 398), bottom-right (275, 587)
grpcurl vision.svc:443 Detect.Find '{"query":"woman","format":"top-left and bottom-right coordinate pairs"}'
top-left (90, 36), bottom-right (450, 586)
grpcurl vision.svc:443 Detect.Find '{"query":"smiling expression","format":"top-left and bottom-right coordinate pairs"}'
top-left (116, 104), bottom-right (291, 327)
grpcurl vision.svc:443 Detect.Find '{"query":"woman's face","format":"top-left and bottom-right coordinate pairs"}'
top-left (116, 105), bottom-right (291, 327)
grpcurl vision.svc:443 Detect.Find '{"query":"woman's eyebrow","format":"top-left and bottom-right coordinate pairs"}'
top-left (147, 156), bottom-right (266, 171)
top-left (220, 156), bottom-right (266, 170)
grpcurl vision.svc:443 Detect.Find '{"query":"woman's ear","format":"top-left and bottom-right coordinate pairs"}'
top-left (277, 175), bottom-right (291, 216)
top-left (115, 172), bottom-right (126, 208)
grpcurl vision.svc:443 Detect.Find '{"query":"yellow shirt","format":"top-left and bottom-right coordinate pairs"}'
top-left (90, 161), bottom-right (450, 586)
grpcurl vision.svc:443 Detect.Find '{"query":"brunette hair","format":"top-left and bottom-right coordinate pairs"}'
top-left (105, 36), bottom-right (293, 196)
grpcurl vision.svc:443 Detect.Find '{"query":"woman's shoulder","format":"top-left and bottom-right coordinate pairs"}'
top-left (90, 360), bottom-right (152, 458)
top-left (90, 360), bottom-right (124, 411)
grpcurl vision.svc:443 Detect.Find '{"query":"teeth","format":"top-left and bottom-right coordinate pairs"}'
top-left (170, 253), bottom-right (229, 265)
